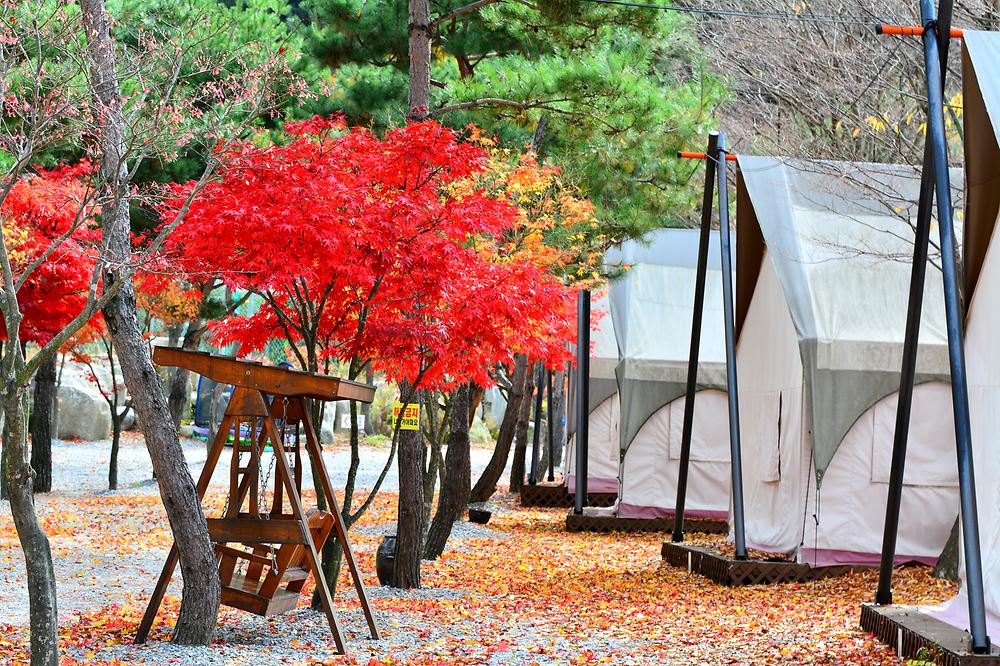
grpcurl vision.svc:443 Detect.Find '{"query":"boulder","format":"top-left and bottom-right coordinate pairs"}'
top-left (56, 373), bottom-right (111, 441)
top-left (53, 359), bottom-right (134, 441)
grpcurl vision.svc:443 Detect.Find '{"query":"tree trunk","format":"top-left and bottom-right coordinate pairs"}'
top-left (80, 0), bottom-right (220, 644)
top-left (52, 354), bottom-right (65, 445)
top-left (509, 363), bottom-right (536, 493)
top-left (551, 369), bottom-right (566, 470)
top-left (934, 516), bottom-right (960, 582)
top-left (469, 383), bottom-right (484, 428)
top-left (0, 418), bottom-right (7, 501)
top-left (109, 416), bottom-right (122, 491)
top-left (469, 354), bottom-right (528, 503)
top-left (4, 382), bottom-right (59, 666)
top-left (29, 353), bottom-right (56, 494)
top-left (407, 0), bottom-right (432, 120)
top-left (391, 384), bottom-right (424, 588)
top-left (167, 318), bottom-right (203, 428)
top-left (424, 384), bottom-right (471, 559)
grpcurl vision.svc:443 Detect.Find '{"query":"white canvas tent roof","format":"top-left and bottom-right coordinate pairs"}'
top-left (735, 156), bottom-right (960, 563)
top-left (606, 228), bottom-right (732, 519)
top-left (605, 228), bottom-right (729, 455)
top-left (736, 156), bottom-right (955, 482)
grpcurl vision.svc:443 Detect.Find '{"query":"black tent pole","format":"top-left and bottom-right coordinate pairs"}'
top-left (875, 0), bottom-right (955, 609)
top-left (919, 0), bottom-right (989, 651)
top-left (672, 131), bottom-right (718, 543)
top-left (528, 364), bottom-right (544, 485)
top-left (547, 368), bottom-right (555, 482)
top-left (714, 132), bottom-right (747, 561)
top-left (574, 290), bottom-right (591, 515)
top-left (875, 110), bottom-right (935, 609)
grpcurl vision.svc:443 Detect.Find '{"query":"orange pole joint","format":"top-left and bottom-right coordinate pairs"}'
top-left (677, 151), bottom-right (738, 161)
top-left (877, 24), bottom-right (964, 39)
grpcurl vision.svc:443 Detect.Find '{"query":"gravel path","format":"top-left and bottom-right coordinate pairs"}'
top-left (0, 435), bottom-right (508, 628)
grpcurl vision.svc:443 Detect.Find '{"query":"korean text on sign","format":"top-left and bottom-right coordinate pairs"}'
top-left (392, 402), bottom-right (420, 431)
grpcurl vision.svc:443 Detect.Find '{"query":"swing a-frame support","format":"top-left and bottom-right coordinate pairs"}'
top-left (133, 347), bottom-right (381, 655)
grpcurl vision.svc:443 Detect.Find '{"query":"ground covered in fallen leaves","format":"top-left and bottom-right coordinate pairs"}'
top-left (1, 441), bottom-right (957, 665)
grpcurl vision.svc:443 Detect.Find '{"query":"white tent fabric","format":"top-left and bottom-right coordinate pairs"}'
top-left (735, 157), bottom-right (960, 565)
top-left (605, 228), bottom-right (731, 519)
top-left (930, 30), bottom-right (1000, 637)
top-left (565, 395), bottom-right (620, 494)
top-left (564, 291), bottom-right (621, 494)
top-left (618, 389), bottom-right (730, 519)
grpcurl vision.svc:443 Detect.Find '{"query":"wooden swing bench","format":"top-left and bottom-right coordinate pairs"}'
top-left (134, 347), bottom-right (380, 654)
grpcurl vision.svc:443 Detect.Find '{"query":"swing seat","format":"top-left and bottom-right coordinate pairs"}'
top-left (214, 509), bottom-right (335, 616)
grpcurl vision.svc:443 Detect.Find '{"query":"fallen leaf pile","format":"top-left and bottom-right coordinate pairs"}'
top-left (0, 485), bottom-right (958, 665)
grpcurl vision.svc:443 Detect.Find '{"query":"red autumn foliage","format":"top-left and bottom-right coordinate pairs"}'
top-left (161, 118), bottom-right (576, 389)
top-left (1, 163), bottom-right (96, 345)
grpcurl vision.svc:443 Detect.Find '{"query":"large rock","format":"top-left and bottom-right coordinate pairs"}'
top-left (56, 374), bottom-right (111, 441)
top-left (54, 360), bottom-right (127, 441)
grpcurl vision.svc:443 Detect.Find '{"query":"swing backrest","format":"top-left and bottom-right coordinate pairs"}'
top-left (215, 509), bottom-right (336, 616)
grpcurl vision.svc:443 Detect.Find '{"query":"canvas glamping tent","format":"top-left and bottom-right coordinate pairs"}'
top-left (565, 290), bottom-right (621, 495)
top-left (919, 29), bottom-right (1000, 637)
top-left (606, 228), bottom-right (732, 521)
top-left (734, 155), bottom-right (960, 568)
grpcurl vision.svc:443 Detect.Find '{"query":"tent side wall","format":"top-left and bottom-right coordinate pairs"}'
top-left (565, 395), bottom-right (620, 494)
top-left (919, 32), bottom-right (1000, 631)
top-left (735, 250), bottom-right (810, 555)
top-left (800, 381), bottom-right (958, 567)
top-left (962, 32), bottom-right (1000, 621)
top-left (618, 389), bottom-right (730, 519)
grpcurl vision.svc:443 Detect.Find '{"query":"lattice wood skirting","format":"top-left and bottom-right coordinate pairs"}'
top-left (859, 604), bottom-right (1000, 666)
top-left (565, 512), bottom-right (728, 535)
top-left (519, 482), bottom-right (616, 508)
top-left (660, 542), bottom-right (857, 586)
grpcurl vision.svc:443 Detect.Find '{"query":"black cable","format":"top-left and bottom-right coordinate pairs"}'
top-left (578, 0), bottom-right (902, 27)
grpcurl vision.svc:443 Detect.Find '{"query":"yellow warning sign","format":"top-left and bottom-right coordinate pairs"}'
top-left (392, 402), bottom-right (420, 431)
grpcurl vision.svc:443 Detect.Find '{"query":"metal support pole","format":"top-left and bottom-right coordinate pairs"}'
top-left (672, 132), bottom-right (718, 543)
top-left (547, 368), bottom-right (555, 482)
top-left (876, 0), bottom-right (955, 609)
top-left (715, 132), bottom-right (747, 560)
top-left (574, 289), bottom-right (591, 515)
top-left (528, 364), bottom-right (544, 485)
top-left (875, 119), bottom-right (935, 608)
top-left (921, 0), bottom-right (988, 651)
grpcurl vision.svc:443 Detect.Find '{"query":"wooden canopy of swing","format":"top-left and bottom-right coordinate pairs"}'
top-left (134, 347), bottom-right (380, 654)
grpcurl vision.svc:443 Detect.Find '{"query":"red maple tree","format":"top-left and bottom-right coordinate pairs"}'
top-left (2, 163), bottom-right (97, 345)
top-left (162, 118), bottom-right (576, 387)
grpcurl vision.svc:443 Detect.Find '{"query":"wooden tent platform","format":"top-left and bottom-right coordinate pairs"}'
top-left (661, 542), bottom-right (856, 586)
top-left (519, 481), bottom-right (616, 508)
top-left (859, 604), bottom-right (1000, 665)
top-left (565, 511), bottom-right (727, 534)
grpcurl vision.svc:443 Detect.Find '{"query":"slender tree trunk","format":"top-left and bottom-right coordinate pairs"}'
top-left (470, 354), bottom-right (528, 502)
top-left (0, 418), bottom-right (7, 501)
top-left (424, 384), bottom-right (471, 559)
top-left (52, 353), bottom-right (65, 443)
top-left (407, 0), bottom-right (432, 120)
top-left (509, 363), bottom-right (536, 493)
top-left (551, 369), bottom-right (566, 469)
top-left (934, 517), bottom-right (960, 582)
top-left (28, 353), bottom-right (56, 493)
top-left (81, 0), bottom-right (220, 644)
top-left (359, 367), bottom-right (374, 432)
top-left (167, 316), bottom-right (205, 428)
top-left (469, 383), bottom-right (484, 428)
top-left (5, 378), bottom-right (59, 666)
top-left (109, 415), bottom-right (122, 491)
top-left (421, 391), bottom-right (445, 528)
top-left (391, 383), bottom-right (424, 588)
